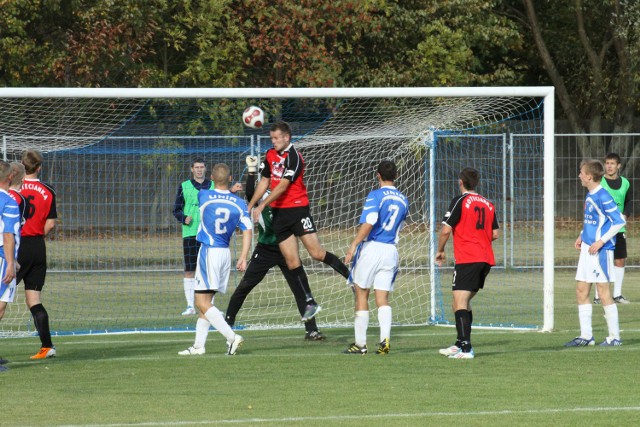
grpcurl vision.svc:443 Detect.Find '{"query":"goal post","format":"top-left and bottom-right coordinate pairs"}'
top-left (0, 87), bottom-right (554, 337)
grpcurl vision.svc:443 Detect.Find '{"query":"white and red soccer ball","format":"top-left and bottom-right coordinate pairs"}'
top-left (242, 106), bottom-right (264, 129)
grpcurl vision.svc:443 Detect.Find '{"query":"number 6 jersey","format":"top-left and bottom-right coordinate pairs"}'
top-left (442, 192), bottom-right (499, 265)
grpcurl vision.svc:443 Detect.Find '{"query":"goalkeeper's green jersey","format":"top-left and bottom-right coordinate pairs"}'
top-left (257, 206), bottom-right (277, 246)
top-left (601, 176), bottom-right (630, 233)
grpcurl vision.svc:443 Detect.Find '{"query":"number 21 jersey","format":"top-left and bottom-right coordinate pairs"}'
top-left (442, 192), bottom-right (498, 265)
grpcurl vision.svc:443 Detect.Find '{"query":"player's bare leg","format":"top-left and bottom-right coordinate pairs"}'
top-left (299, 232), bottom-right (350, 279)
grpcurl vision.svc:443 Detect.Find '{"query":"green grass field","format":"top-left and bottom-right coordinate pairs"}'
top-left (2, 270), bottom-right (639, 426)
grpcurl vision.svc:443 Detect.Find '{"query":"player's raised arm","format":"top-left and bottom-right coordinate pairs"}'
top-left (247, 177), bottom-right (270, 211)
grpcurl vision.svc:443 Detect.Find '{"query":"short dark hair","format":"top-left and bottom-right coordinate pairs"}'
top-left (377, 160), bottom-right (397, 181)
top-left (459, 167), bottom-right (480, 190)
top-left (605, 153), bottom-right (621, 164)
top-left (22, 149), bottom-right (43, 175)
top-left (191, 157), bottom-right (205, 167)
top-left (270, 121), bottom-right (292, 137)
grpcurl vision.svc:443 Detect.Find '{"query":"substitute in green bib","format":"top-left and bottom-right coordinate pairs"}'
top-left (173, 158), bottom-right (213, 316)
top-left (593, 153), bottom-right (631, 305)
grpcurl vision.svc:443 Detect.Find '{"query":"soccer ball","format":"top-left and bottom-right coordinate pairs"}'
top-left (242, 106), bottom-right (264, 129)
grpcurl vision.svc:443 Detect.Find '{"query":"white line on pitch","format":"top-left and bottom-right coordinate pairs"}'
top-left (19, 406), bottom-right (640, 427)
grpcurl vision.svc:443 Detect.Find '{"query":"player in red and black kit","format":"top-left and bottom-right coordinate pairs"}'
top-left (17, 150), bottom-right (58, 360)
top-left (247, 122), bottom-right (350, 322)
top-left (435, 167), bottom-right (499, 359)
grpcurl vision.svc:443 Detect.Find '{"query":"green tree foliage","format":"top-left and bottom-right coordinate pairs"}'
top-left (343, 0), bottom-right (527, 87)
top-left (0, 0), bottom-right (76, 85)
top-left (232, 0), bottom-right (376, 87)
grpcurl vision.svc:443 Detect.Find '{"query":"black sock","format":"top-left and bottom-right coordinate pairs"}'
top-left (455, 309), bottom-right (472, 352)
top-left (30, 304), bottom-right (53, 348)
top-left (454, 311), bottom-right (463, 348)
top-left (290, 266), bottom-right (315, 304)
top-left (322, 252), bottom-right (350, 279)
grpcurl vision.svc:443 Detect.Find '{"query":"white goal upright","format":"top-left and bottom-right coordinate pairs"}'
top-left (0, 87), bottom-right (554, 337)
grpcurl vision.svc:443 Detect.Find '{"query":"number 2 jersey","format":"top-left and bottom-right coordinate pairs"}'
top-left (442, 192), bottom-right (498, 265)
top-left (359, 186), bottom-right (409, 244)
top-left (196, 189), bottom-right (252, 248)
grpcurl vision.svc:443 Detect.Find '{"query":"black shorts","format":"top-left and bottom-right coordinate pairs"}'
top-left (16, 236), bottom-right (47, 292)
top-left (272, 206), bottom-right (318, 243)
top-left (241, 243), bottom-right (288, 286)
top-left (452, 262), bottom-right (492, 292)
top-left (183, 237), bottom-right (201, 272)
top-left (614, 232), bottom-right (627, 260)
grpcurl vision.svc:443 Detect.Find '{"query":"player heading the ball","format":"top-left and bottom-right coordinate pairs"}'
top-left (247, 121), bottom-right (351, 323)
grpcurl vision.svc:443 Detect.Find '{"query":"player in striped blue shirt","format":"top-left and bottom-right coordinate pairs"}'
top-left (343, 160), bottom-right (409, 355)
top-left (565, 159), bottom-right (626, 348)
top-left (0, 161), bottom-right (20, 371)
top-left (179, 163), bottom-right (252, 356)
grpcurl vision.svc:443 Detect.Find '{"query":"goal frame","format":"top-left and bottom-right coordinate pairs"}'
top-left (1, 86), bottom-right (555, 332)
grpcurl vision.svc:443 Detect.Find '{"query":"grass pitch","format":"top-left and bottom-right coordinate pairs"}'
top-left (1, 270), bottom-right (639, 427)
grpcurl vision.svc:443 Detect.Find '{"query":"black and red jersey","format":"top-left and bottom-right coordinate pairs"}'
top-left (442, 192), bottom-right (498, 265)
top-left (260, 144), bottom-right (309, 208)
top-left (8, 189), bottom-right (25, 225)
top-left (20, 178), bottom-right (57, 237)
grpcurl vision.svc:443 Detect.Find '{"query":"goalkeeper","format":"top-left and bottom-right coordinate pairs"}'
top-left (224, 155), bottom-right (325, 340)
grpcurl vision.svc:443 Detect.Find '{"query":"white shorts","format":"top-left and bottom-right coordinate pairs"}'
top-left (349, 241), bottom-right (399, 292)
top-left (0, 258), bottom-right (16, 303)
top-left (194, 246), bottom-right (231, 293)
top-left (575, 242), bottom-right (614, 283)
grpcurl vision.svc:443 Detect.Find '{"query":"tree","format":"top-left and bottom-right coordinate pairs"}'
top-left (232, 0), bottom-right (376, 87)
top-left (507, 1), bottom-right (639, 165)
top-left (0, 0), bottom-right (76, 86)
top-left (342, 0), bottom-right (528, 87)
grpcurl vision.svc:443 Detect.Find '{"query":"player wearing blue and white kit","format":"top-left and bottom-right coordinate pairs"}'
top-left (0, 162), bottom-right (20, 372)
top-left (566, 159), bottom-right (625, 348)
top-left (343, 160), bottom-right (408, 355)
top-left (179, 163), bottom-right (252, 356)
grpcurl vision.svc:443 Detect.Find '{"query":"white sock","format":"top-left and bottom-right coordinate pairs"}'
top-left (594, 287), bottom-right (599, 299)
top-left (603, 303), bottom-right (620, 340)
top-left (613, 266), bottom-right (625, 298)
top-left (354, 310), bottom-right (369, 347)
top-left (377, 305), bottom-right (392, 342)
top-left (184, 278), bottom-right (195, 307)
top-left (194, 318), bottom-right (210, 349)
top-left (578, 304), bottom-right (593, 338)
top-left (204, 306), bottom-right (235, 343)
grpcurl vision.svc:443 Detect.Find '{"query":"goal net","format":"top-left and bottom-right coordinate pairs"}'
top-left (0, 87), bottom-right (554, 337)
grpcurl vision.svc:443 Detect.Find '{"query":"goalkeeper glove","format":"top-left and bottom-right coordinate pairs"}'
top-left (246, 155), bottom-right (259, 173)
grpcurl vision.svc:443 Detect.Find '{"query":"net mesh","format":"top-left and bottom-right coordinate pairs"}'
top-left (0, 94), bottom-right (545, 336)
